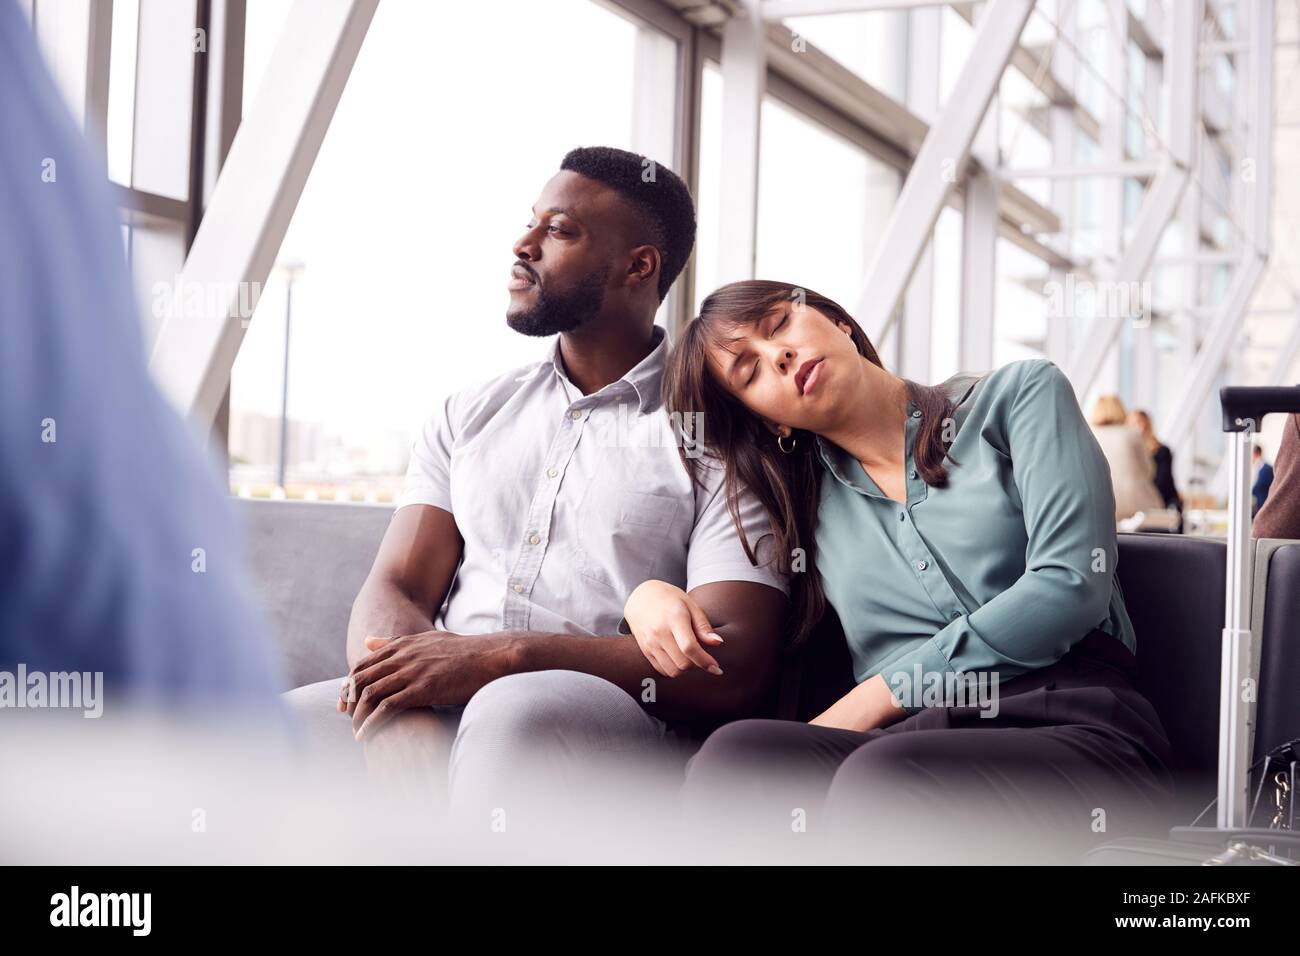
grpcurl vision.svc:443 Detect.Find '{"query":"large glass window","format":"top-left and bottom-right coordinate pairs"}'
top-left (694, 64), bottom-right (899, 316)
top-left (994, 239), bottom-right (1049, 367)
top-left (781, 11), bottom-right (908, 104)
top-left (930, 206), bottom-right (963, 382)
top-left (229, 0), bottom-right (680, 501)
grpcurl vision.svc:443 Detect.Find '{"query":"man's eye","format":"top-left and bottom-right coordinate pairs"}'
top-left (747, 362), bottom-right (758, 385)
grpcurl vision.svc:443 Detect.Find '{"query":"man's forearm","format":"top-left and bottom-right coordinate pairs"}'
top-left (346, 577), bottom-right (435, 669)
top-left (502, 629), bottom-right (774, 725)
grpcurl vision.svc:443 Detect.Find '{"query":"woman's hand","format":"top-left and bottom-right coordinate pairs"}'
top-left (809, 674), bottom-right (908, 732)
top-left (623, 580), bottom-right (724, 678)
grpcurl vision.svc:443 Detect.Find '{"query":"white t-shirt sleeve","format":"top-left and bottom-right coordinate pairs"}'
top-left (396, 393), bottom-right (458, 513)
top-left (685, 461), bottom-right (790, 596)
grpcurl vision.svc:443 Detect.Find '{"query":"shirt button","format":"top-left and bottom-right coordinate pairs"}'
top-left (909, 469), bottom-right (918, 479)
top-left (528, 533), bottom-right (541, 545)
top-left (951, 610), bottom-right (961, 620)
top-left (570, 409), bottom-right (583, 420)
top-left (512, 583), bottom-right (524, 593)
top-left (916, 560), bottom-right (928, 571)
top-left (911, 410), bottom-right (922, 419)
top-left (546, 467), bottom-right (558, 478)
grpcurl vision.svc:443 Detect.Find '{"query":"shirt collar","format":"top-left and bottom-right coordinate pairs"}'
top-left (542, 324), bottom-right (667, 413)
top-left (815, 373), bottom-right (983, 495)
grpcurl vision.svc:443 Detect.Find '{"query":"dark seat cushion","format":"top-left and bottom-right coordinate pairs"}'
top-left (784, 534), bottom-right (1227, 800)
top-left (1257, 543), bottom-right (1300, 763)
top-left (1114, 534), bottom-right (1225, 794)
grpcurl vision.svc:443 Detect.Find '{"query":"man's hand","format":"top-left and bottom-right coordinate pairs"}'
top-left (338, 630), bottom-right (522, 740)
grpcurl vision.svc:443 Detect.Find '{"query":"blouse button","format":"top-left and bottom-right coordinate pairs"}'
top-left (909, 469), bottom-right (918, 479)
top-left (898, 511), bottom-right (906, 522)
top-left (916, 560), bottom-right (928, 571)
top-left (911, 409), bottom-right (922, 419)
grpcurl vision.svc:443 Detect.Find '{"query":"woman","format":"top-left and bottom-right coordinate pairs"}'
top-left (1088, 395), bottom-right (1163, 521)
top-left (624, 281), bottom-right (1175, 862)
top-left (1128, 409), bottom-right (1183, 530)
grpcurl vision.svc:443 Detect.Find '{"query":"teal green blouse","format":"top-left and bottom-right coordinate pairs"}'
top-left (814, 358), bottom-right (1136, 715)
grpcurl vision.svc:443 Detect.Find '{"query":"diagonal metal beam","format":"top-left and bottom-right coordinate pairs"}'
top-left (1160, 0), bottom-right (1274, 451)
top-left (850, 0), bottom-right (1034, 343)
top-left (1162, 251), bottom-right (1267, 449)
top-left (1067, 161), bottom-right (1190, 394)
top-left (1267, 309), bottom-right (1300, 386)
top-left (1066, 0), bottom-right (1202, 398)
top-left (149, 0), bottom-right (378, 427)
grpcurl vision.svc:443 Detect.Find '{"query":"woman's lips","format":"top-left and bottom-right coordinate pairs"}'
top-left (798, 358), bottom-right (824, 395)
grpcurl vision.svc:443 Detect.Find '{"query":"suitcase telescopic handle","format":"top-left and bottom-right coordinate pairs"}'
top-left (1220, 386), bottom-right (1300, 432)
top-left (1213, 386), bottom-right (1300, 827)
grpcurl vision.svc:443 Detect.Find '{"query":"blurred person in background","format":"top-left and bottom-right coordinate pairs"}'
top-left (1252, 444), bottom-right (1274, 516)
top-left (0, 1), bottom-right (284, 711)
top-left (1254, 415), bottom-right (1300, 538)
top-left (1089, 395), bottom-right (1162, 522)
top-left (1128, 409), bottom-right (1182, 532)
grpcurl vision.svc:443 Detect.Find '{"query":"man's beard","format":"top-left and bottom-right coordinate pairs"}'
top-left (506, 264), bottom-right (610, 337)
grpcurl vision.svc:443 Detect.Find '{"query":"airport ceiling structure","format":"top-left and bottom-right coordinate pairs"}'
top-left (19, 0), bottom-right (1300, 492)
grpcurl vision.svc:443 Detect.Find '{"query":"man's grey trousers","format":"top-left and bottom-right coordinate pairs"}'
top-left (283, 670), bottom-right (691, 829)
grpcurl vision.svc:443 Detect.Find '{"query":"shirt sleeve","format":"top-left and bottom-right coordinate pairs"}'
top-left (395, 393), bottom-right (459, 513)
top-left (685, 459), bottom-right (790, 596)
top-left (882, 360), bottom-right (1118, 714)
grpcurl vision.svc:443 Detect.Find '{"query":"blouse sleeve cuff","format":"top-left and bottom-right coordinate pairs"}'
top-left (876, 636), bottom-right (956, 715)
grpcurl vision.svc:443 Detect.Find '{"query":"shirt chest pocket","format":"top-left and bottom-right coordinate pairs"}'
top-left (574, 484), bottom-right (680, 592)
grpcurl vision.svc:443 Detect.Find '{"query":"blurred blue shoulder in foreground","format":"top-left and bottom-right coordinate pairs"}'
top-left (0, 2), bottom-right (291, 714)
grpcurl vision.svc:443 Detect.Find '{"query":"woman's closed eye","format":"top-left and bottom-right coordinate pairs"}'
top-left (745, 312), bottom-right (789, 385)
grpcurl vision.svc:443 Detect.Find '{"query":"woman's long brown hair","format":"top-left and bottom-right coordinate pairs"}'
top-left (663, 279), bottom-right (961, 649)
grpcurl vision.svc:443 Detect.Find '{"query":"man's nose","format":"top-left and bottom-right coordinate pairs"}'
top-left (513, 228), bottom-right (541, 262)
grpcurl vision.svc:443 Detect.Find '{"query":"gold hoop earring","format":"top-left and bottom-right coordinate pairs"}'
top-left (777, 433), bottom-right (797, 454)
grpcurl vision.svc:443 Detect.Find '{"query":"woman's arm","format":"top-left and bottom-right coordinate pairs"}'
top-left (873, 360), bottom-right (1120, 716)
top-left (809, 674), bottom-right (908, 732)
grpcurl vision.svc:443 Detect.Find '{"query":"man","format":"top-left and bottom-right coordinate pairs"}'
top-left (285, 147), bottom-right (788, 821)
top-left (1252, 444), bottom-right (1275, 516)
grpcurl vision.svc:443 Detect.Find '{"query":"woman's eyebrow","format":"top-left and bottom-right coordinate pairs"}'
top-left (722, 333), bottom-right (751, 381)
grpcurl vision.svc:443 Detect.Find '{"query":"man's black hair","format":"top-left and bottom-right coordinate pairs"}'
top-left (560, 146), bottom-right (696, 303)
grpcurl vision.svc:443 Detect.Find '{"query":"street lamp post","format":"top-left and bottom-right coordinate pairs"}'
top-left (275, 260), bottom-right (305, 493)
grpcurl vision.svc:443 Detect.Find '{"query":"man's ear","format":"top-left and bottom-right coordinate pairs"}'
top-left (626, 245), bottom-right (659, 290)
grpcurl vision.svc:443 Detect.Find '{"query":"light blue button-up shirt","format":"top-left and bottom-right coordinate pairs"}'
top-left (814, 358), bottom-right (1136, 714)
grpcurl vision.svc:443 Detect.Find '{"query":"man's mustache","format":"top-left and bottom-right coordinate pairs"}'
top-left (513, 261), bottom-right (540, 285)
